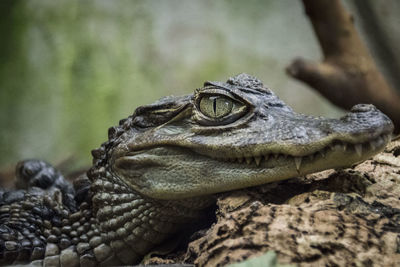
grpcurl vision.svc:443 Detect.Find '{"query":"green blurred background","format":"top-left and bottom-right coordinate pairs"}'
top-left (0, 0), bottom-right (398, 171)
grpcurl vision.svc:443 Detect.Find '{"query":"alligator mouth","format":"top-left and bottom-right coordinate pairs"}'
top-left (207, 133), bottom-right (391, 171)
top-left (114, 132), bottom-right (391, 199)
top-left (120, 132), bottom-right (391, 172)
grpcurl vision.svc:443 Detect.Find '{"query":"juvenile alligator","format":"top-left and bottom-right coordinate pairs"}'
top-left (0, 74), bottom-right (394, 266)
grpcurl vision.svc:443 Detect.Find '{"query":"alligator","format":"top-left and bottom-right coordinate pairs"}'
top-left (0, 74), bottom-right (394, 266)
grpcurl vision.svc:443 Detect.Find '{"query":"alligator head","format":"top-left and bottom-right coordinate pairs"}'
top-left (93, 73), bottom-right (394, 200)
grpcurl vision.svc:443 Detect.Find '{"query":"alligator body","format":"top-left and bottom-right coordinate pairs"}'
top-left (0, 74), bottom-right (394, 266)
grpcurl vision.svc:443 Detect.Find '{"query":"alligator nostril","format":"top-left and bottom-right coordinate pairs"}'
top-left (350, 104), bottom-right (376, 113)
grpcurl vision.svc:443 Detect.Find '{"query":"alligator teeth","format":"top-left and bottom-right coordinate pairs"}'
top-left (377, 136), bottom-right (384, 146)
top-left (355, 144), bottom-right (362, 157)
top-left (245, 157), bottom-right (252, 165)
top-left (220, 133), bottom-right (391, 167)
top-left (294, 157), bottom-right (302, 171)
top-left (334, 144), bottom-right (345, 151)
top-left (342, 144), bottom-right (347, 151)
top-left (369, 141), bottom-right (376, 150)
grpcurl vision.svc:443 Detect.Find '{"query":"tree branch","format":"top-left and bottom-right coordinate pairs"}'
top-left (287, 0), bottom-right (400, 134)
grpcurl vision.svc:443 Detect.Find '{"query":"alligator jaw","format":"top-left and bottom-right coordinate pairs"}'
top-left (113, 132), bottom-right (391, 200)
top-left (213, 132), bottom-right (391, 171)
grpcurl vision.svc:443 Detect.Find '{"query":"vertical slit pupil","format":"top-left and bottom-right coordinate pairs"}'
top-left (213, 97), bottom-right (217, 116)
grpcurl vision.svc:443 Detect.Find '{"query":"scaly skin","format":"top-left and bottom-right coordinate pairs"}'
top-left (0, 74), bottom-right (394, 266)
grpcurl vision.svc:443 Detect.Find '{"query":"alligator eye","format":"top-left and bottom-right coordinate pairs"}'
top-left (199, 95), bottom-right (233, 118)
top-left (194, 89), bottom-right (249, 126)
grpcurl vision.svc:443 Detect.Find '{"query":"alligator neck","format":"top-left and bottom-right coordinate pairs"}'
top-left (61, 167), bottom-right (214, 265)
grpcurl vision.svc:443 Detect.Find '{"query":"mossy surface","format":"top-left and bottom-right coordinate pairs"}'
top-left (0, 0), bottom-right (341, 169)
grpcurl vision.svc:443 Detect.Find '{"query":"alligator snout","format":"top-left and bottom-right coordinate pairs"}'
top-left (335, 103), bottom-right (394, 141)
top-left (350, 104), bottom-right (378, 113)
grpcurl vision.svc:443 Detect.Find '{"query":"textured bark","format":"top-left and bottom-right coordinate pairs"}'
top-left (286, 0), bottom-right (400, 134)
top-left (147, 140), bottom-right (400, 266)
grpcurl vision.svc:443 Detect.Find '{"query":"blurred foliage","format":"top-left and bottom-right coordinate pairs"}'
top-left (0, 0), bottom-right (345, 170)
